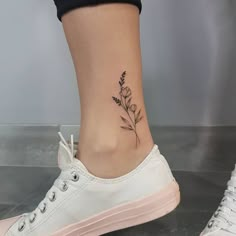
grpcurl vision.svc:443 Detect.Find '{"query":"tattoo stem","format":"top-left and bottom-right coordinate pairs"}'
top-left (120, 95), bottom-right (140, 147)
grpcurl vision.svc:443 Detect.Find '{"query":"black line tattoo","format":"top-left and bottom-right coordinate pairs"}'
top-left (112, 71), bottom-right (143, 147)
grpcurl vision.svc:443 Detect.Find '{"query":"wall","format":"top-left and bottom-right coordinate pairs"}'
top-left (0, 0), bottom-right (235, 126)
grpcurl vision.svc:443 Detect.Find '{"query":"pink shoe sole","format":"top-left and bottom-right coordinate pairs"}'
top-left (52, 181), bottom-right (180, 236)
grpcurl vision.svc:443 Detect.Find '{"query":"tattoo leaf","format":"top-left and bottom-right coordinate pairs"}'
top-left (136, 116), bottom-right (143, 123)
top-left (135, 109), bottom-right (141, 123)
top-left (112, 96), bottom-right (121, 106)
top-left (120, 116), bottom-right (131, 126)
top-left (126, 97), bottom-right (132, 108)
top-left (119, 71), bottom-right (126, 87)
top-left (121, 126), bottom-right (133, 130)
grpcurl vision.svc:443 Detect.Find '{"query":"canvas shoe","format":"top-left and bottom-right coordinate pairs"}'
top-left (201, 165), bottom-right (236, 236)
top-left (0, 132), bottom-right (180, 236)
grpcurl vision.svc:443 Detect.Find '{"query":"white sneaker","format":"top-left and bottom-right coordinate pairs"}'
top-left (0, 132), bottom-right (180, 236)
top-left (201, 166), bottom-right (236, 236)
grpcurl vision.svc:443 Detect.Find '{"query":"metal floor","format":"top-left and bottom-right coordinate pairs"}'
top-left (0, 126), bottom-right (235, 235)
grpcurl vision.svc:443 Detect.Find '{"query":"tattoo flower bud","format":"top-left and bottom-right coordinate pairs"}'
top-left (120, 87), bottom-right (131, 98)
top-left (130, 104), bottom-right (137, 113)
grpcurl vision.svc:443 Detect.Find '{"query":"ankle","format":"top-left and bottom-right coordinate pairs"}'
top-left (77, 139), bottom-right (154, 178)
top-left (83, 138), bottom-right (120, 155)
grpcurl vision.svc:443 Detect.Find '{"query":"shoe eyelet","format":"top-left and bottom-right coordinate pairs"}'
top-left (40, 203), bottom-right (47, 214)
top-left (49, 192), bottom-right (56, 202)
top-left (61, 182), bottom-right (68, 192)
top-left (29, 213), bottom-right (37, 223)
top-left (208, 220), bottom-right (214, 228)
top-left (71, 172), bottom-right (79, 182)
top-left (18, 222), bottom-right (26, 232)
top-left (214, 211), bottom-right (219, 217)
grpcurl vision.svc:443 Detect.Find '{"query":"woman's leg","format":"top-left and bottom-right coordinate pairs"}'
top-left (61, 3), bottom-right (154, 178)
top-left (0, 2), bottom-right (180, 235)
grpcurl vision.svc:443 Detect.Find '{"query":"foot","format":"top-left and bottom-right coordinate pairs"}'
top-left (201, 166), bottom-right (236, 236)
top-left (0, 133), bottom-right (180, 236)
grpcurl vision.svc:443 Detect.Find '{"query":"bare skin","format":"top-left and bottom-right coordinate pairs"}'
top-left (61, 3), bottom-right (154, 178)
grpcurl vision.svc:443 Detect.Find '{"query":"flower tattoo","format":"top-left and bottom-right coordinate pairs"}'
top-left (112, 71), bottom-right (143, 147)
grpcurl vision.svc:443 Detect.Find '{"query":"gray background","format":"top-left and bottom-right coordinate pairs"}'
top-left (0, 0), bottom-right (235, 126)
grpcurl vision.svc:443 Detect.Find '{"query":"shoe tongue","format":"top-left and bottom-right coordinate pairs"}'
top-left (57, 141), bottom-right (88, 172)
top-left (58, 142), bottom-right (74, 170)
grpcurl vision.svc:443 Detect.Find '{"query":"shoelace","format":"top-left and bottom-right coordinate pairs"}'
top-left (18, 132), bottom-right (79, 232)
top-left (208, 169), bottom-right (236, 229)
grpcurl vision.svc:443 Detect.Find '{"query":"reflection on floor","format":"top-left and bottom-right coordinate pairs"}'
top-left (0, 126), bottom-right (234, 235)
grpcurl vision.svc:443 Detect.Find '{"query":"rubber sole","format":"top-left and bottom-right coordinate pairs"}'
top-left (52, 181), bottom-right (180, 236)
